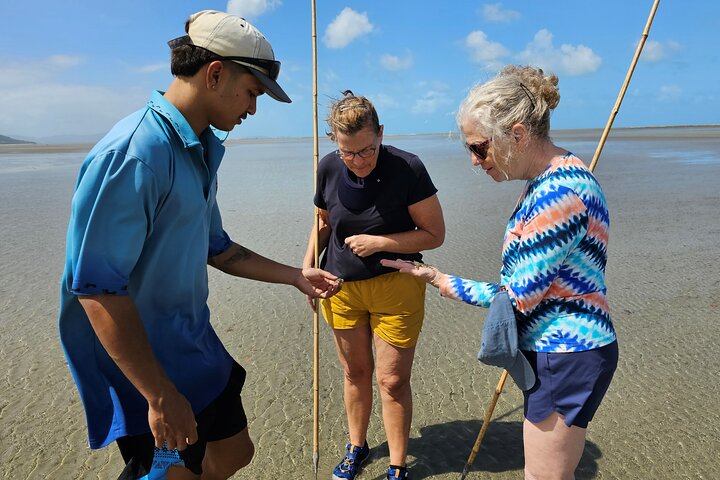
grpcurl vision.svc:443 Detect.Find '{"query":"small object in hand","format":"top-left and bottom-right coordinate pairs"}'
top-left (410, 261), bottom-right (442, 289)
top-left (411, 260), bottom-right (436, 270)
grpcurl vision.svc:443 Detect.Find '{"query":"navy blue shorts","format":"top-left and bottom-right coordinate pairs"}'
top-left (522, 341), bottom-right (618, 428)
top-left (117, 361), bottom-right (248, 477)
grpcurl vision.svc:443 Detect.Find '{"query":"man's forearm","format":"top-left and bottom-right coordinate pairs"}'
top-left (78, 295), bottom-right (177, 406)
top-left (209, 242), bottom-right (300, 285)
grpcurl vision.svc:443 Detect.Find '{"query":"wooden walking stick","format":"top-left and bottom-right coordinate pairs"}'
top-left (459, 1), bottom-right (660, 478)
top-left (459, 370), bottom-right (508, 480)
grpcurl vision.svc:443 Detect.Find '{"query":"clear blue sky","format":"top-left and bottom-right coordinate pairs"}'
top-left (1, 1), bottom-right (717, 142)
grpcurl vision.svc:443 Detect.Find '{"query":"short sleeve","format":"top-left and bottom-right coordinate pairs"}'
top-left (69, 152), bottom-right (160, 295)
top-left (406, 156), bottom-right (438, 205)
top-left (314, 188), bottom-right (327, 210)
top-left (314, 153), bottom-right (332, 210)
top-left (208, 198), bottom-right (232, 257)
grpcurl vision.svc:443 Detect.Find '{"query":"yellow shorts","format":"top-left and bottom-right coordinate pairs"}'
top-left (320, 272), bottom-right (426, 349)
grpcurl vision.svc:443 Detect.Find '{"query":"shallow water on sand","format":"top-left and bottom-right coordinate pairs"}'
top-left (1, 127), bottom-right (719, 479)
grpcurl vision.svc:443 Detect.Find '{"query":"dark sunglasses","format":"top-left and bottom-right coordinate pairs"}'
top-left (465, 139), bottom-right (491, 160)
top-left (167, 36), bottom-right (280, 81)
top-left (221, 56), bottom-right (281, 81)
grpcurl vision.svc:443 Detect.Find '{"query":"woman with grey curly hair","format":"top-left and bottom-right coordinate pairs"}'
top-left (384, 66), bottom-right (618, 479)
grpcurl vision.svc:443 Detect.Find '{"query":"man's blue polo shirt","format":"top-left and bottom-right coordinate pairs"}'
top-left (59, 91), bottom-right (234, 449)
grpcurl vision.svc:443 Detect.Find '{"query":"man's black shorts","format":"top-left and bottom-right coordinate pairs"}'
top-left (117, 361), bottom-right (248, 478)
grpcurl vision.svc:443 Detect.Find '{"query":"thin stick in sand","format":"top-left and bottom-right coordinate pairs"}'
top-left (310, 0), bottom-right (321, 478)
top-left (459, 371), bottom-right (508, 480)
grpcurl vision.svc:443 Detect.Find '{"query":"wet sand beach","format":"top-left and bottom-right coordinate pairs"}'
top-left (1, 127), bottom-right (719, 479)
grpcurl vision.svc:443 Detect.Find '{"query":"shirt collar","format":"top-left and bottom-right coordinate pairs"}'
top-left (147, 90), bottom-right (206, 150)
top-left (147, 91), bottom-right (226, 172)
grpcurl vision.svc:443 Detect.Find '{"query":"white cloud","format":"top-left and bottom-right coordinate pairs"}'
top-left (517, 29), bottom-right (601, 76)
top-left (658, 84), bottom-right (682, 101)
top-left (323, 8), bottom-right (374, 49)
top-left (371, 93), bottom-right (400, 110)
top-left (323, 69), bottom-right (339, 83)
top-left (641, 39), bottom-right (681, 62)
top-left (0, 55), bottom-right (84, 89)
top-left (379, 53), bottom-right (414, 72)
top-left (132, 63), bottom-right (167, 74)
top-left (412, 85), bottom-right (453, 114)
top-left (481, 3), bottom-right (520, 23)
top-left (48, 55), bottom-right (84, 68)
top-left (226, 0), bottom-right (282, 18)
top-left (0, 56), bottom-right (84, 83)
top-left (0, 58), bottom-right (149, 139)
top-left (1, 83), bottom-right (146, 139)
top-left (465, 31), bottom-right (509, 69)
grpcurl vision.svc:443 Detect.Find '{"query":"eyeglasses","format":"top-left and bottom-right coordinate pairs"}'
top-left (336, 145), bottom-right (377, 161)
top-left (221, 56), bottom-right (281, 81)
top-left (465, 139), bottom-right (491, 160)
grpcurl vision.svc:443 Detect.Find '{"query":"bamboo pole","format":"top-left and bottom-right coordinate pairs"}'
top-left (459, 370), bottom-right (508, 480)
top-left (311, 0), bottom-right (320, 477)
top-left (589, 0), bottom-right (661, 172)
top-left (459, 2), bottom-right (660, 478)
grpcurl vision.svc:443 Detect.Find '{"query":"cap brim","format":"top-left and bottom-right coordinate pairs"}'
top-left (506, 352), bottom-right (536, 391)
top-left (246, 67), bottom-right (291, 103)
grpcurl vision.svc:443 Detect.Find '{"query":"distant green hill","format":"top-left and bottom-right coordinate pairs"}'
top-left (0, 134), bottom-right (35, 145)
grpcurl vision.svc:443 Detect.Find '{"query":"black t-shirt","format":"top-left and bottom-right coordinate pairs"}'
top-left (314, 144), bottom-right (438, 281)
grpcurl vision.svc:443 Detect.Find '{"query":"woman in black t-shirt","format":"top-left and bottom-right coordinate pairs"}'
top-left (303, 91), bottom-right (445, 480)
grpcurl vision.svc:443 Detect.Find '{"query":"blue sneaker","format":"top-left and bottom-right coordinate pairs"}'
top-left (386, 466), bottom-right (409, 479)
top-left (332, 441), bottom-right (370, 480)
top-left (141, 447), bottom-right (185, 479)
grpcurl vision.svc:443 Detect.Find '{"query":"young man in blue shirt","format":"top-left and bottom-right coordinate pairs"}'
top-left (59, 10), bottom-right (340, 479)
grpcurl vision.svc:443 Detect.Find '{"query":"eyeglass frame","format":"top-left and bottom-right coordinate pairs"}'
top-left (336, 144), bottom-right (378, 161)
top-left (464, 139), bottom-right (492, 160)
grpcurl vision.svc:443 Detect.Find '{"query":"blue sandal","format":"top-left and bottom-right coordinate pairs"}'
top-left (332, 441), bottom-right (370, 480)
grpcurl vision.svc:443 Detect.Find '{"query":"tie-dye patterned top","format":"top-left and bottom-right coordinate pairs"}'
top-left (439, 153), bottom-right (616, 352)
